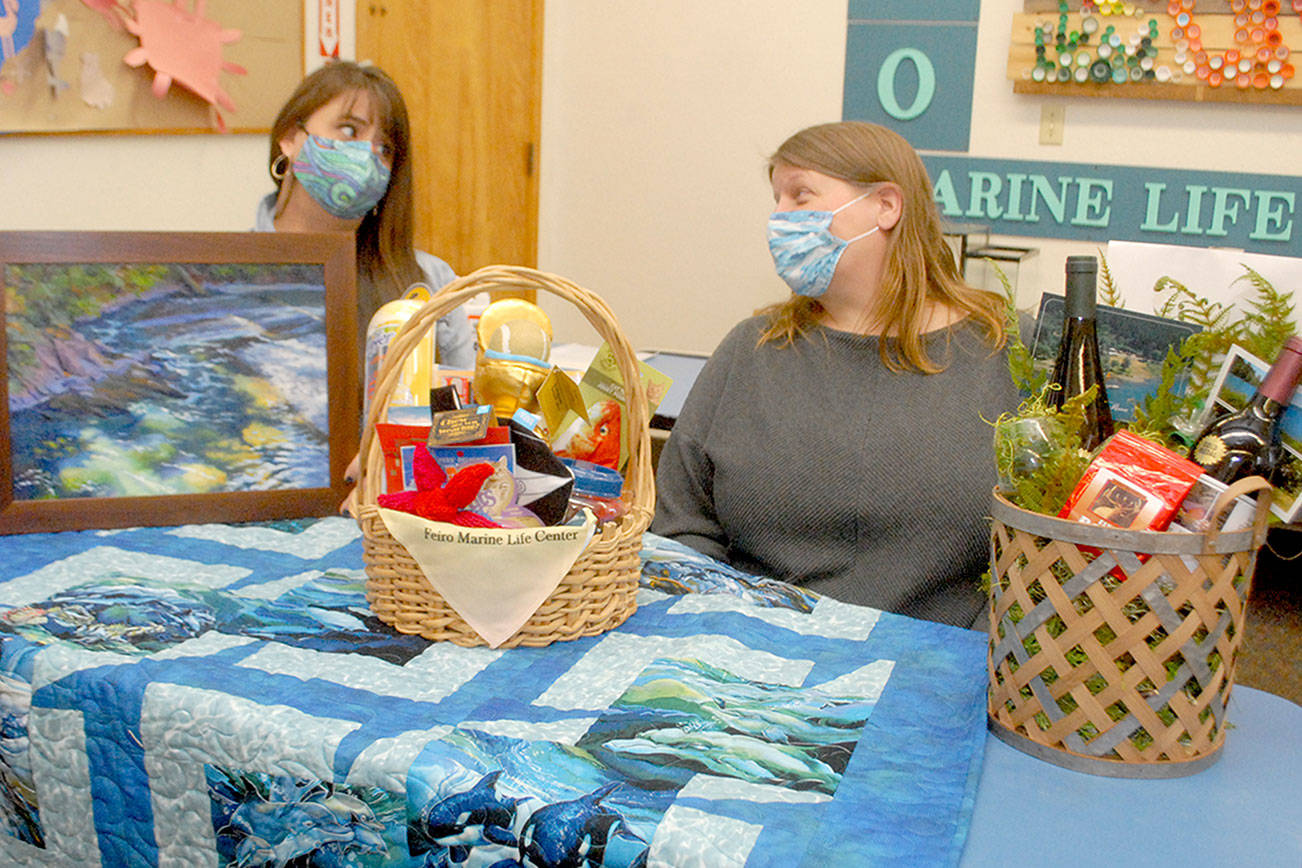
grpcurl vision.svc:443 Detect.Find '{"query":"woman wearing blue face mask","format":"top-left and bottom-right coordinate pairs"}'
top-left (651, 121), bottom-right (1019, 628)
top-left (257, 61), bottom-right (474, 371)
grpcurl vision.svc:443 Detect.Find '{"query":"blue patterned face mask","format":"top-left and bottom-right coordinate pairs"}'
top-left (292, 134), bottom-right (392, 220)
top-left (767, 190), bottom-right (879, 298)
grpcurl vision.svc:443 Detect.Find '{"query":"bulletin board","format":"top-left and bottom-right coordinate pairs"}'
top-left (0, 0), bottom-right (301, 134)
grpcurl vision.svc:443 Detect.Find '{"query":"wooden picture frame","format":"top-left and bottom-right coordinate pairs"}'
top-left (1, 231), bottom-right (358, 534)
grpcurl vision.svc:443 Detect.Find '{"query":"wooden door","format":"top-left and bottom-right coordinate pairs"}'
top-left (357, 1), bottom-right (542, 279)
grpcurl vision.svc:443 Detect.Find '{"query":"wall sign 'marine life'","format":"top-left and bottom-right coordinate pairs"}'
top-left (922, 157), bottom-right (1298, 255)
top-left (841, 2), bottom-right (1298, 257)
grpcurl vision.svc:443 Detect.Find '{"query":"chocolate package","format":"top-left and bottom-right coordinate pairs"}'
top-left (1061, 430), bottom-right (1204, 532)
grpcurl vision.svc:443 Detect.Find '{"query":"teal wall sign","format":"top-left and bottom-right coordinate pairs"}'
top-left (843, 2), bottom-right (980, 153)
top-left (922, 154), bottom-right (1299, 255)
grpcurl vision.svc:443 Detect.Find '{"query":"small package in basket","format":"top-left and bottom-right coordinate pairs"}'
top-left (1060, 430), bottom-right (1203, 532)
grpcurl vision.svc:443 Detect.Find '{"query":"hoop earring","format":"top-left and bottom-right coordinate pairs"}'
top-left (270, 154), bottom-right (289, 181)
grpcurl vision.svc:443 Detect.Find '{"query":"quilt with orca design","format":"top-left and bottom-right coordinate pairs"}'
top-left (0, 517), bottom-right (988, 866)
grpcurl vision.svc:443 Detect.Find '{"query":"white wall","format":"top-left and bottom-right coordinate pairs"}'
top-left (4, 0), bottom-right (1300, 352)
top-left (536, 0), bottom-right (847, 351)
top-left (1, 133), bottom-right (267, 231)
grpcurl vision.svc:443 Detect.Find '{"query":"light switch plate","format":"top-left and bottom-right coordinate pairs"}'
top-left (1039, 103), bottom-right (1065, 146)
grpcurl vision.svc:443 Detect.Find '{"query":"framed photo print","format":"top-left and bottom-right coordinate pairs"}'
top-left (1, 231), bottom-right (358, 533)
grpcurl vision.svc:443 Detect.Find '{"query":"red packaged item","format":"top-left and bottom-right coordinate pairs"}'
top-left (375, 422), bottom-right (510, 494)
top-left (1060, 430), bottom-right (1204, 532)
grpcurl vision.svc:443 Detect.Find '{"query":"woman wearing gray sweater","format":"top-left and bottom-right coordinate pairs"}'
top-left (651, 122), bottom-right (1019, 628)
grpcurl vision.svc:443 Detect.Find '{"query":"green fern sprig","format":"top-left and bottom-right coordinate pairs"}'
top-left (1097, 249), bottom-right (1123, 308)
top-left (1128, 344), bottom-right (1197, 442)
top-left (1236, 265), bottom-right (1296, 359)
top-left (992, 261), bottom-right (1045, 394)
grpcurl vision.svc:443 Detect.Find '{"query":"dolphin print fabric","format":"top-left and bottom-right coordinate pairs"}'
top-left (0, 517), bottom-right (988, 866)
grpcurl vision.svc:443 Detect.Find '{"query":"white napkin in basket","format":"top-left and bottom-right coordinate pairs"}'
top-left (377, 508), bottom-right (597, 648)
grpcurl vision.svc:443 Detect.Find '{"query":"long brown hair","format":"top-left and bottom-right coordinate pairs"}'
top-left (268, 61), bottom-right (423, 325)
top-left (761, 122), bottom-right (1004, 373)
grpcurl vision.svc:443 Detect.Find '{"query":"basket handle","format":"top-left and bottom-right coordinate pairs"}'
top-left (1202, 474), bottom-right (1273, 553)
top-left (356, 266), bottom-right (655, 524)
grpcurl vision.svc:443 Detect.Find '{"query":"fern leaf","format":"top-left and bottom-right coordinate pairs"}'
top-left (1097, 249), bottom-right (1123, 308)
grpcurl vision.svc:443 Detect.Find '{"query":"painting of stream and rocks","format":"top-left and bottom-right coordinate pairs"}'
top-left (5, 262), bottom-right (333, 502)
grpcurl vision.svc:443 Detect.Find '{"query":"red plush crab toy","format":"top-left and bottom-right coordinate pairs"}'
top-left (377, 445), bottom-right (500, 528)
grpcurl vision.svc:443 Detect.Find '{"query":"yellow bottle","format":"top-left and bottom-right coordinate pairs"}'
top-left (364, 284), bottom-right (436, 419)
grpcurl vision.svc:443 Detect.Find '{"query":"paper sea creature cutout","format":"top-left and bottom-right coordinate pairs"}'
top-left (79, 51), bottom-right (113, 108)
top-left (44, 13), bottom-right (69, 95)
top-left (79, 0), bottom-right (128, 32)
top-left (122, 0), bottom-right (245, 131)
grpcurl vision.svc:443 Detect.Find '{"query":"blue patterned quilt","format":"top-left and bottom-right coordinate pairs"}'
top-left (0, 518), bottom-right (987, 866)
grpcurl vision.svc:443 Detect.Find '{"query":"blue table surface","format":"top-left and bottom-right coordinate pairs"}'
top-left (963, 685), bottom-right (1302, 866)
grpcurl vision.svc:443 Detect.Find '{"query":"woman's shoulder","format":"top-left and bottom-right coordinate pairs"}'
top-left (716, 314), bottom-right (769, 352)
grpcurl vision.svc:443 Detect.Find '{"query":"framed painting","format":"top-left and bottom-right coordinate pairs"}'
top-left (1, 231), bottom-right (358, 533)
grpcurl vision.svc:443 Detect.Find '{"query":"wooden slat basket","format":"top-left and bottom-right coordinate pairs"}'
top-left (355, 265), bottom-right (654, 647)
top-left (986, 476), bottom-right (1272, 778)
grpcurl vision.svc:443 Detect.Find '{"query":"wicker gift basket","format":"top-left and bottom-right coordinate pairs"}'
top-left (355, 266), bottom-right (654, 648)
top-left (986, 475), bottom-right (1272, 778)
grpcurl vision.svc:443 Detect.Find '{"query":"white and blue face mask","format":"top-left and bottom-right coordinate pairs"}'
top-left (767, 190), bottom-right (879, 298)
top-left (292, 134), bottom-right (392, 220)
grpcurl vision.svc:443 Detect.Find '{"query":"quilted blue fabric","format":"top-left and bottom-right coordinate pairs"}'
top-left (0, 518), bottom-right (987, 866)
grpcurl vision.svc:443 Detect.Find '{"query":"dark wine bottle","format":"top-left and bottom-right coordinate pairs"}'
top-left (1046, 255), bottom-right (1115, 451)
top-left (1189, 336), bottom-right (1302, 484)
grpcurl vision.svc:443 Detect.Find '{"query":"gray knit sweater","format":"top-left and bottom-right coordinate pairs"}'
top-left (651, 315), bottom-right (1020, 627)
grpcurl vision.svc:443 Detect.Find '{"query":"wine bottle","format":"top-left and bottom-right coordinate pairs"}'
top-left (1189, 336), bottom-right (1302, 485)
top-left (1046, 255), bottom-right (1115, 451)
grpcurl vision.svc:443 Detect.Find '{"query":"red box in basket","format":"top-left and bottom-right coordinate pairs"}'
top-left (1060, 430), bottom-right (1204, 532)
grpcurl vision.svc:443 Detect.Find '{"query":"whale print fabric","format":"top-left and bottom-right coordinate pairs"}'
top-left (0, 519), bottom-right (988, 866)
